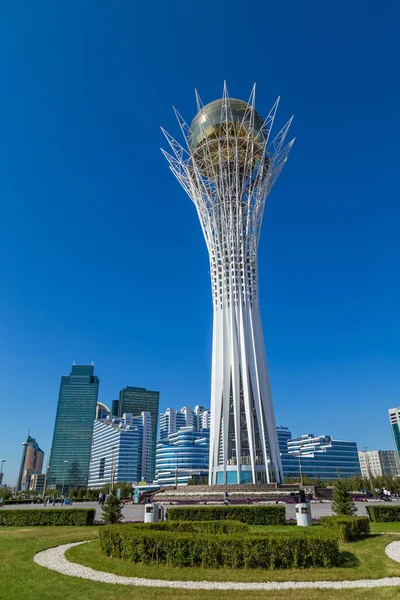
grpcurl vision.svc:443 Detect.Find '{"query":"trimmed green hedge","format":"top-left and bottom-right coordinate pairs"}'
top-left (99, 524), bottom-right (340, 568)
top-left (0, 508), bottom-right (95, 526)
top-left (367, 505), bottom-right (400, 522)
top-left (320, 516), bottom-right (370, 542)
top-left (167, 505), bottom-right (286, 526)
top-left (4, 500), bottom-right (37, 505)
top-left (138, 520), bottom-right (249, 534)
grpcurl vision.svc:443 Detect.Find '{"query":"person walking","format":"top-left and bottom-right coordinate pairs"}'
top-left (52, 494), bottom-right (57, 507)
top-left (44, 496), bottom-right (48, 507)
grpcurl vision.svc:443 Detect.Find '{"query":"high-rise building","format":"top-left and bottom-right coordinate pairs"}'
top-left (29, 473), bottom-right (46, 493)
top-left (16, 434), bottom-right (44, 491)
top-left (160, 408), bottom-right (178, 440)
top-left (163, 86), bottom-right (294, 484)
top-left (358, 450), bottom-right (400, 479)
top-left (47, 365), bottom-right (99, 491)
top-left (114, 386), bottom-right (160, 480)
top-left (389, 408), bottom-right (400, 461)
top-left (156, 426), bottom-right (210, 486)
top-left (194, 405), bottom-right (211, 431)
top-left (287, 434), bottom-right (361, 480)
top-left (88, 412), bottom-right (152, 488)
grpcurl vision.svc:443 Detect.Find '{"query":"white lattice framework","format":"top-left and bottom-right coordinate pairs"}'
top-left (162, 84), bottom-right (294, 484)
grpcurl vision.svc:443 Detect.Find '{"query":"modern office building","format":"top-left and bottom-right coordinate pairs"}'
top-left (96, 402), bottom-right (110, 420)
top-left (47, 364), bottom-right (99, 491)
top-left (163, 86), bottom-right (294, 484)
top-left (287, 434), bottom-right (361, 480)
top-left (358, 450), bottom-right (400, 479)
top-left (88, 412), bottom-right (152, 489)
top-left (114, 386), bottom-right (159, 479)
top-left (156, 427), bottom-right (210, 486)
top-left (16, 434), bottom-right (44, 492)
top-left (159, 405), bottom-right (211, 439)
top-left (194, 405), bottom-right (211, 431)
top-left (389, 408), bottom-right (400, 460)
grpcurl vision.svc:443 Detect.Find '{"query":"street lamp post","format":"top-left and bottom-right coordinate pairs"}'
top-left (295, 452), bottom-right (304, 487)
top-left (61, 460), bottom-right (68, 497)
top-left (42, 463), bottom-right (50, 502)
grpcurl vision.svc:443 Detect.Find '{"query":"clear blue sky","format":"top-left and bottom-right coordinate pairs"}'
top-left (1, 0), bottom-right (399, 484)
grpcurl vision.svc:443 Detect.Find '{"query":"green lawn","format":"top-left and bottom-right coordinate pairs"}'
top-left (370, 522), bottom-right (400, 533)
top-left (66, 532), bottom-right (400, 582)
top-left (2, 525), bottom-right (400, 600)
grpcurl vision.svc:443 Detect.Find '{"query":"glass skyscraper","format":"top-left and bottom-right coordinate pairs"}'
top-left (47, 365), bottom-right (99, 491)
top-left (114, 386), bottom-right (159, 480)
top-left (389, 408), bottom-right (400, 461)
top-left (16, 434), bottom-right (44, 492)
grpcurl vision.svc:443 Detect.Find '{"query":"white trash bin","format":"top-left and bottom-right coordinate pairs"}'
top-left (295, 503), bottom-right (312, 526)
top-left (144, 503), bottom-right (159, 523)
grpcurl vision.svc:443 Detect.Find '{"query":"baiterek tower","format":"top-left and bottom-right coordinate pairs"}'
top-left (162, 84), bottom-right (294, 485)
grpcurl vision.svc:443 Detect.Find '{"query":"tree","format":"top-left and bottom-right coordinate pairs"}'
top-left (332, 479), bottom-right (357, 516)
top-left (102, 493), bottom-right (123, 524)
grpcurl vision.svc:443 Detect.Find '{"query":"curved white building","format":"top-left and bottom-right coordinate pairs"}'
top-left (162, 84), bottom-right (294, 484)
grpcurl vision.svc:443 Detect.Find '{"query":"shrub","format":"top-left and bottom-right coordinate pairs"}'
top-left (137, 520), bottom-right (249, 534)
top-left (4, 499), bottom-right (36, 505)
top-left (102, 494), bottom-right (123, 524)
top-left (167, 505), bottom-right (286, 525)
top-left (99, 524), bottom-right (340, 568)
top-left (320, 516), bottom-right (370, 542)
top-left (332, 480), bottom-right (356, 516)
top-left (0, 508), bottom-right (95, 526)
top-left (367, 505), bottom-right (400, 522)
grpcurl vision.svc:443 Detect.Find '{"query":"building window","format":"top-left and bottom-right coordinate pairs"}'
top-left (99, 457), bottom-right (106, 479)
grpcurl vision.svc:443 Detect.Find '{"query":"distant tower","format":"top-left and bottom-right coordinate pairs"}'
top-left (16, 434), bottom-right (44, 491)
top-left (162, 84), bottom-right (294, 484)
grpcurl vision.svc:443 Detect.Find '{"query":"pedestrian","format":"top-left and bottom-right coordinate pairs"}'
top-left (223, 490), bottom-right (229, 505)
top-left (105, 493), bottom-right (110, 504)
top-left (44, 496), bottom-right (48, 507)
top-left (52, 494), bottom-right (57, 506)
top-left (0, 497), bottom-right (3, 508)
top-left (98, 492), bottom-right (102, 505)
top-left (61, 494), bottom-right (65, 505)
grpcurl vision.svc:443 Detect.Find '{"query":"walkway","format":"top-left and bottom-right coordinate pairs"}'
top-left (34, 540), bottom-right (400, 591)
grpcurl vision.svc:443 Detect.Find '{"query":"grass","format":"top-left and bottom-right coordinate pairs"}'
top-left (66, 533), bottom-right (399, 582)
top-left (1, 525), bottom-right (400, 600)
top-left (371, 522), bottom-right (400, 533)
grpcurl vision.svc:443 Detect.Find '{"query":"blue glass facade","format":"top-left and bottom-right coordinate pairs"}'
top-left (285, 434), bottom-right (361, 480)
top-left (156, 427), bottom-right (210, 486)
top-left (47, 365), bottom-right (99, 490)
top-left (389, 409), bottom-right (400, 462)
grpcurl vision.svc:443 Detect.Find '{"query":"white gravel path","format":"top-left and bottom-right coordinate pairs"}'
top-left (33, 540), bottom-right (400, 591)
